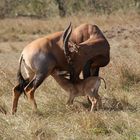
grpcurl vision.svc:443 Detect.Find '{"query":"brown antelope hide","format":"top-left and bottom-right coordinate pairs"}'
top-left (63, 23), bottom-right (110, 82)
top-left (12, 23), bottom-right (110, 114)
top-left (52, 69), bottom-right (106, 112)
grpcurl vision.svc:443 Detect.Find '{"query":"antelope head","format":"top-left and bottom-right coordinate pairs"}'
top-left (63, 23), bottom-right (76, 82)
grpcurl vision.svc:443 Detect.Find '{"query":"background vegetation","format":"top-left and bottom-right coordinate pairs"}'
top-left (0, 0), bottom-right (140, 140)
top-left (0, 0), bottom-right (140, 18)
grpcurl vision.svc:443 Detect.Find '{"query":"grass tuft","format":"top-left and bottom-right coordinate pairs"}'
top-left (120, 64), bottom-right (140, 91)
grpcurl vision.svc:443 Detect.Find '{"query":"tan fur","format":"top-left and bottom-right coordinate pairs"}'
top-left (52, 69), bottom-right (106, 112)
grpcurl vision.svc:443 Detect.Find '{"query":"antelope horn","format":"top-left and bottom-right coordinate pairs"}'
top-left (63, 22), bottom-right (72, 42)
top-left (63, 23), bottom-right (72, 56)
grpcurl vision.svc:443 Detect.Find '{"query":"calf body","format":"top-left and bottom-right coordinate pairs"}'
top-left (52, 70), bottom-right (106, 111)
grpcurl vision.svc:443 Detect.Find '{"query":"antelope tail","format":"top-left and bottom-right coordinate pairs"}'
top-left (17, 55), bottom-right (28, 94)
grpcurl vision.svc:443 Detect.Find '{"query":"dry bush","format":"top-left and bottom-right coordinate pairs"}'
top-left (0, 11), bottom-right (139, 42)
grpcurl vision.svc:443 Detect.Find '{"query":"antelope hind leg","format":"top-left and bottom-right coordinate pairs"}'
top-left (24, 72), bottom-right (49, 112)
top-left (24, 79), bottom-right (37, 112)
top-left (12, 84), bottom-right (22, 115)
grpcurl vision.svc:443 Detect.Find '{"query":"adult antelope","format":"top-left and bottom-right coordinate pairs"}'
top-left (12, 23), bottom-right (110, 114)
top-left (64, 23), bottom-right (110, 82)
top-left (12, 24), bottom-right (71, 114)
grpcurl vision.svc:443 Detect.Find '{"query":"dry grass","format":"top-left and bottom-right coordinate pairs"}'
top-left (0, 11), bottom-right (139, 41)
top-left (0, 12), bottom-right (140, 140)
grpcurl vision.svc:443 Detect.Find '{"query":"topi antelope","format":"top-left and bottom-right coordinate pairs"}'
top-left (12, 23), bottom-right (110, 114)
top-left (52, 69), bottom-right (106, 112)
top-left (63, 23), bottom-right (110, 82)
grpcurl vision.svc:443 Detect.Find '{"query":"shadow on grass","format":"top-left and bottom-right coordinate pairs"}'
top-left (16, 96), bottom-right (137, 117)
top-left (81, 97), bottom-right (137, 112)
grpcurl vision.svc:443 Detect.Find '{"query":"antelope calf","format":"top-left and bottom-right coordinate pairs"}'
top-left (52, 69), bottom-right (106, 112)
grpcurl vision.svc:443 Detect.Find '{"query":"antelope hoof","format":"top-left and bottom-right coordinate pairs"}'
top-left (12, 108), bottom-right (17, 115)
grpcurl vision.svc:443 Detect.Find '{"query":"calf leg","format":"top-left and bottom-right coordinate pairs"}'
top-left (88, 95), bottom-right (100, 112)
top-left (88, 96), bottom-right (96, 112)
top-left (67, 92), bottom-right (75, 105)
top-left (88, 89), bottom-right (102, 112)
top-left (92, 90), bottom-right (102, 110)
top-left (83, 61), bottom-right (100, 105)
top-left (95, 94), bottom-right (102, 110)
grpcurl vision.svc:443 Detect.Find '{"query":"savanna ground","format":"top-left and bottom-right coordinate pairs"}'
top-left (0, 12), bottom-right (140, 140)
